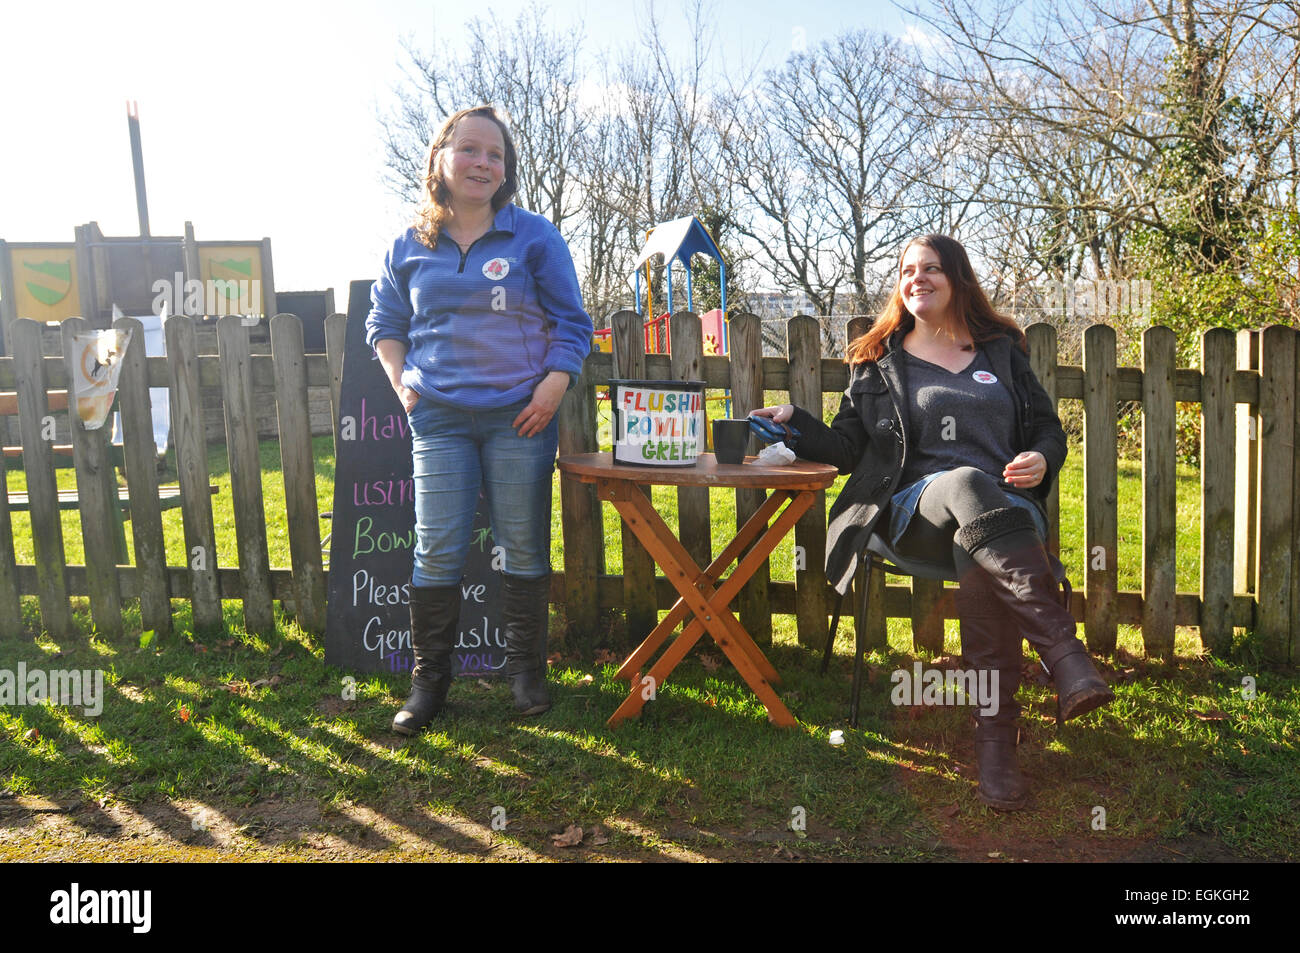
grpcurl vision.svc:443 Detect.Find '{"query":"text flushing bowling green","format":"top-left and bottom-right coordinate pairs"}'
top-left (611, 379), bottom-right (706, 466)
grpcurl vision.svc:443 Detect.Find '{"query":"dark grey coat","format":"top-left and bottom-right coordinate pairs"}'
top-left (788, 328), bottom-right (1067, 595)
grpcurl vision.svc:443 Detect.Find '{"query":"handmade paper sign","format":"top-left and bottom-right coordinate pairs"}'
top-left (609, 379), bottom-right (706, 466)
top-left (71, 328), bottom-right (132, 430)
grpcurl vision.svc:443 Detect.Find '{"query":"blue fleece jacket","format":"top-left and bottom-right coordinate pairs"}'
top-left (365, 204), bottom-right (593, 410)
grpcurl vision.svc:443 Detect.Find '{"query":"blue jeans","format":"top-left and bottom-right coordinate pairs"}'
top-left (408, 396), bottom-right (557, 587)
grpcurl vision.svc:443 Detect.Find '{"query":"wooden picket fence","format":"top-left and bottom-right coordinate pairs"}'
top-left (0, 311), bottom-right (1296, 663)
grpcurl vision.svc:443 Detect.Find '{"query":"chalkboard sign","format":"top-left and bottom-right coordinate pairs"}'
top-left (324, 280), bottom-right (505, 676)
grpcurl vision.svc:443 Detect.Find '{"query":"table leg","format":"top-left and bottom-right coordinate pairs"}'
top-left (610, 487), bottom-right (789, 682)
top-left (606, 486), bottom-right (814, 727)
top-left (613, 486), bottom-right (793, 688)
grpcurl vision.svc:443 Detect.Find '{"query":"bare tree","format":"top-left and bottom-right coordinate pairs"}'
top-left (719, 31), bottom-right (938, 318)
top-left (379, 2), bottom-right (588, 232)
top-left (909, 0), bottom-right (1300, 278)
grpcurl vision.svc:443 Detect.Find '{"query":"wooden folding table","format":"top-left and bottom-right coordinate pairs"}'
top-left (557, 452), bottom-right (837, 727)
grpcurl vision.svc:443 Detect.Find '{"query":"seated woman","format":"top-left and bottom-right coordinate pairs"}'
top-left (754, 234), bottom-right (1112, 810)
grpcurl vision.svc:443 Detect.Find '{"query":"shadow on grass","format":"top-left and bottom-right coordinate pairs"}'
top-left (1, 606), bottom-right (1295, 862)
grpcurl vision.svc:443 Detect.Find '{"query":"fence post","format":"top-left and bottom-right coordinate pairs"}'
top-left (0, 450), bottom-right (19, 634)
top-left (271, 313), bottom-right (326, 634)
top-left (728, 313), bottom-right (771, 646)
top-left (324, 312), bottom-right (347, 458)
top-left (1141, 325), bottom-right (1176, 657)
top-left (787, 315), bottom-right (828, 649)
top-left (1293, 328), bottom-right (1300, 662)
top-left (12, 319), bottom-right (72, 636)
top-left (1233, 330), bottom-right (1258, 598)
top-left (1027, 324), bottom-right (1061, 557)
top-left (218, 314), bottom-right (274, 636)
top-left (1082, 323), bottom-right (1118, 654)
top-left (612, 309), bottom-right (656, 642)
top-left (165, 314), bottom-right (222, 632)
top-left (670, 311), bottom-right (711, 574)
top-left (1199, 328), bottom-right (1236, 654)
top-left (1255, 325), bottom-right (1294, 661)
top-left (115, 315), bottom-right (172, 637)
top-left (558, 348), bottom-right (600, 641)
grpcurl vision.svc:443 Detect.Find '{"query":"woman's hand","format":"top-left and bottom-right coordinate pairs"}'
top-left (1003, 451), bottom-right (1047, 488)
top-left (513, 371), bottom-right (569, 437)
top-left (751, 404), bottom-right (794, 424)
top-left (395, 384), bottom-right (420, 414)
top-left (374, 339), bottom-right (419, 413)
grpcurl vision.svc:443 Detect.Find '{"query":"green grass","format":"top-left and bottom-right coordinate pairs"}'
top-left (2, 428), bottom-right (1297, 861)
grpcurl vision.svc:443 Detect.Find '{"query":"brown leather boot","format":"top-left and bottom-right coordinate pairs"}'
top-left (955, 507), bottom-right (1113, 724)
top-left (956, 567), bottom-right (1028, 810)
top-left (502, 574), bottom-right (552, 716)
top-left (392, 584), bottom-right (460, 735)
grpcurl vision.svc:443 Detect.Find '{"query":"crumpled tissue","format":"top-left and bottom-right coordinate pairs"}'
top-left (756, 441), bottom-right (796, 465)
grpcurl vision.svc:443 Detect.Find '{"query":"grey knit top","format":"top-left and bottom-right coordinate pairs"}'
top-left (898, 347), bottom-right (1017, 489)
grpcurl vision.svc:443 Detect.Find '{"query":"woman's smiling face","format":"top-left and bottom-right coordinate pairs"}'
top-left (898, 241), bottom-right (954, 322)
top-left (440, 115), bottom-right (506, 208)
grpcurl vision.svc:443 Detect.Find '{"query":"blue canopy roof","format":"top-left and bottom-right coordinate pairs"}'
top-left (632, 216), bottom-right (726, 316)
top-left (632, 216), bottom-right (724, 271)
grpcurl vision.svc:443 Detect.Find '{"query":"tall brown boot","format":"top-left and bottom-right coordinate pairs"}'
top-left (502, 574), bottom-right (552, 716)
top-left (955, 507), bottom-right (1113, 724)
top-left (956, 566), bottom-right (1027, 810)
top-left (392, 584), bottom-right (460, 735)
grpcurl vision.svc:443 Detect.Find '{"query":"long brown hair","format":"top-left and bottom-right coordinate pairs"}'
top-left (846, 234), bottom-right (1025, 363)
top-left (412, 105), bottom-right (519, 250)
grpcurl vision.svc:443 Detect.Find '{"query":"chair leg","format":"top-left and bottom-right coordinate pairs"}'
top-left (849, 558), bottom-right (875, 728)
top-left (821, 603), bottom-right (842, 676)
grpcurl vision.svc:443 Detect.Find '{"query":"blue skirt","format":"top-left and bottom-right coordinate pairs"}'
top-left (886, 471), bottom-right (1048, 547)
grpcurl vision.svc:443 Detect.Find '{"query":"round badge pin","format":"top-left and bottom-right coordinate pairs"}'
top-left (482, 257), bottom-right (510, 280)
top-left (972, 370), bottom-right (998, 384)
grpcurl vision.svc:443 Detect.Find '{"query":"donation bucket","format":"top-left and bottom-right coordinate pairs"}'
top-left (609, 379), bottom-right (707, 466)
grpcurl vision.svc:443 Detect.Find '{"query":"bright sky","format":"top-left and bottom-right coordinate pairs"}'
top-left (2, 0), bottom-right (913, 299)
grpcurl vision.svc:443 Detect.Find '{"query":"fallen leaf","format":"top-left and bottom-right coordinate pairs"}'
top-left (1234, 785), bottom-right (1246, 796)
top-left (943, 804), bottom-right (960, 818)
top-left (593, 649), bottom-right (621, 666)
top-left (193, 644), bottom-right (208, 654)
top-left (987, 851), bottom-right (1003, 859)
top-left (551, 824), bottom-right (583, 847)
top-left (578, 674), bottom-right (594, 686)
top-left (251, 679), bottom-right (270, 689)
top-left (698, 652), bottom-right (722, 673)
top-left (589, 826), bottom-right (609, 846)
top-left (268, 675), bottom-right (283, 687)
top-left (1189, 708), bottom-right (1228, 721)
top-left (178, 705), bottom-right (191, 724)
top-left (24, 728), bottom-right (40, 743)
top-left (476, 679), bottom-right (493, 691)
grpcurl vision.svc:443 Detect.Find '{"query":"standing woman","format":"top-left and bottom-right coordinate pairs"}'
top-left (754, 235), bottom-right (1112, 810)
top-left (366, 105), bottom-right (592, 733)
